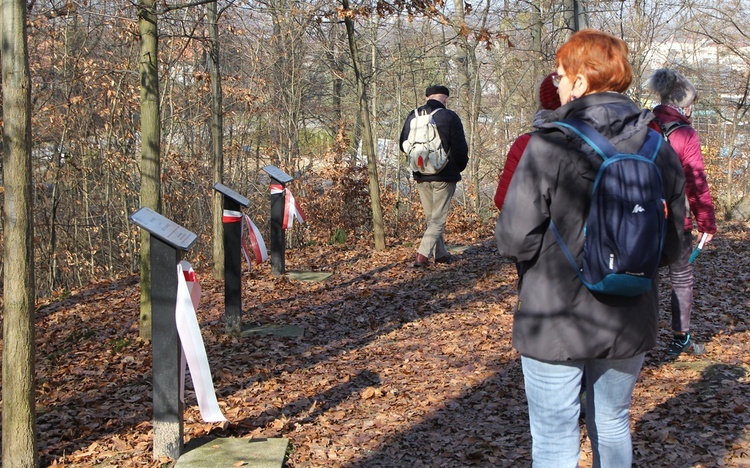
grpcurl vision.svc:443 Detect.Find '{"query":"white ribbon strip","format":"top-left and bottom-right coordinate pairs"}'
top-left (270, 184), bottom-right (306, 229)
top-left (176, 261), bottom-right (227, 423)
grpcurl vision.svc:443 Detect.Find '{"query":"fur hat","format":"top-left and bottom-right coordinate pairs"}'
top-left (539, 73), bottom-right (562, 110)
top-left (425, 85), bottom-right (450, 97)
top-left (649, 68), bottom-right (696, 107)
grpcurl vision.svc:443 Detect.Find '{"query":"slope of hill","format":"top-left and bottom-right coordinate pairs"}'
top-left (13, 222), bottom-right (750, 466)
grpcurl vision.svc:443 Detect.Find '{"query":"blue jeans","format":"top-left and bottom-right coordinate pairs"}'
top-left (521, 354), bottom-right (645, 468)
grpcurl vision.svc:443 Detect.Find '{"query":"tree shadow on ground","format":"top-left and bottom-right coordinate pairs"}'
top-left (346, 363), bottom-right (532, 467)
top-left (32, 238), bottom-right (515, 464)
top-left (232, 369), bottom-right (381, 431)
top-left (633, 363), bottom-right (748, 466)
top-left (35, 275), bottom-right (139, 319)
top-left (225, 241), bottom-right (504, 387)
top-left (29, 223), bottom-right (750, 466)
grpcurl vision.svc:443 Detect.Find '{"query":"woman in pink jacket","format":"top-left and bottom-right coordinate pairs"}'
top-left (649, 68), bottom-right (717, 356)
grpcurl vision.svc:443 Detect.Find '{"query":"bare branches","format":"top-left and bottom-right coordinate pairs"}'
top-left (161, 0), bottom-right (217, 14)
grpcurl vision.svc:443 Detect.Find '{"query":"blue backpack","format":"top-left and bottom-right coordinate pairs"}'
top-left (549, 119), bottom-right (668, 296)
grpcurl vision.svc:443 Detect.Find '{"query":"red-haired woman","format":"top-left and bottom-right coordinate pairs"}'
top-left (495, 29), bottom-right (687, 467)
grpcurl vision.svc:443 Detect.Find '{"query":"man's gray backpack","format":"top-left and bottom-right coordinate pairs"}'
top-left (403, 108), bottom-right (448, 175)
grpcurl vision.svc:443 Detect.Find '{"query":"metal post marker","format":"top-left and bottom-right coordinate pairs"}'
top-left (262, 165), bottom-right (294, 276)
top-left (129, 207), bottom-right (198, 460)
top-left (213, 183), bottom-right (251, 331)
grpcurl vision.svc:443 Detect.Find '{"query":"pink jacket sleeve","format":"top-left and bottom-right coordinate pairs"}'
top-left (495, 133), bottom-right (532, 211)
top-left (668, 126), bottom-right (717, 234)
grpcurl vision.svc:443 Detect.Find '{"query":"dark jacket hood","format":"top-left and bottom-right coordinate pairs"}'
top-left (538, 92), bottom-right (657, 180)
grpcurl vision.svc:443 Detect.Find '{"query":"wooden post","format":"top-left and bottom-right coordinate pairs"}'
top-left (213, 183), bottom-right (250, 332)
top-left (269, 179), bottom-right (285, 276)
top-left (129, 207), bottom-right (198, 460)
top-left (262, 166), bottom-right (294, 276)
top-left (150, 235), bottom-right (183, 459)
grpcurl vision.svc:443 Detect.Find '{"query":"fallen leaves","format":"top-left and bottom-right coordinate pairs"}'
top-left (14, 222), bottom-right (750, 466)
top-left (360, 386), bottom-right (380, 400)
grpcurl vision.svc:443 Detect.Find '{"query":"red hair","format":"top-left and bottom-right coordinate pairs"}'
top-left (556, 29), bottom-right (632, 94)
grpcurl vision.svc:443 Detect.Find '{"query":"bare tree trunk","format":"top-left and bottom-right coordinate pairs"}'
top-left (342, 0), bottom-right (385, 250)
top-left (531, 0), bottom-right (542, 83)
top-left (566, 0), bottom-right (588, 32)
top-left (48, 170), bottom-right (61, 290)
top-left (138, 0), bottom-right (162, 341)
top-left (451, 0), bottom-right (480, 212)
top-left (267, 0), bottom-right (304, 169)
top-left (330, 35), bottom-right (345, 159)
top-left (724, 100), bottom-right (745, 211)
top-left (208, 0), bottom-right (225, 280)
top-left (1, 0), bottom-right (39, 465)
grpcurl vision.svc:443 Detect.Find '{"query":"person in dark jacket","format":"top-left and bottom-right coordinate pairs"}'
top-left (649, 68), bottom-right (717, 356)
top-left (495, 30), bottom-right (686, 467)
top-left (400, 85), bottom-right (469, 267)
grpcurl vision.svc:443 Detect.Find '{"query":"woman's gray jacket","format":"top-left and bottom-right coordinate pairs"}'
top-left (495, 92), bottom-right (686, 361)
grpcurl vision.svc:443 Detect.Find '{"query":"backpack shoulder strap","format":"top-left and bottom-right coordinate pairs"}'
top-left (553, 119), bottom-right (617, 160)
top-left (555, 119), bottom-right (664, 162)
top-left (661, 120), bottom-right (687, 137)
top-left (407, 108), bottom-right (421, 144)
top-left (639, 129), bottom-right (664, 162)
top-left (549, 219), bottom-right (585, 279)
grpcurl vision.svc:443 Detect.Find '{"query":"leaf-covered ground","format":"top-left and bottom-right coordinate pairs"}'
top-left (8, 222), bottom-right (750, 466)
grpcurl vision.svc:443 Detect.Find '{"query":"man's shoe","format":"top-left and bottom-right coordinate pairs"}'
top-left (435, 254), bottom-right (453, 264)
top-left (668, 332), bottom-right (705, 356)
top-left (414, 253), bottom-right (429, 267)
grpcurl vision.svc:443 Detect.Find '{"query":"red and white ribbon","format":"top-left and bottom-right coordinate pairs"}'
top-left (223, 209), bottom-right (268, 266)
top-left (270, 184), bottom-right (306, 229)
top-left (176, 261), bottom-right (227, 423)
top-left (241, 215), bottom-right (268, 265)
top-left (222, 209), bottom-right (242, 224)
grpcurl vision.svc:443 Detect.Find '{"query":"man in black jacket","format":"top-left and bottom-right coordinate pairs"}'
top-left (399, 85), bottom-right (469, 267)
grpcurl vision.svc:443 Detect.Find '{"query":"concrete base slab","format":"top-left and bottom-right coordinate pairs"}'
top-left (176, 437), bottom-right (289, 468)
top-left (241, 323), bottom-right (304, 338)
top-left (286, 270), bottom-right (332, 282)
